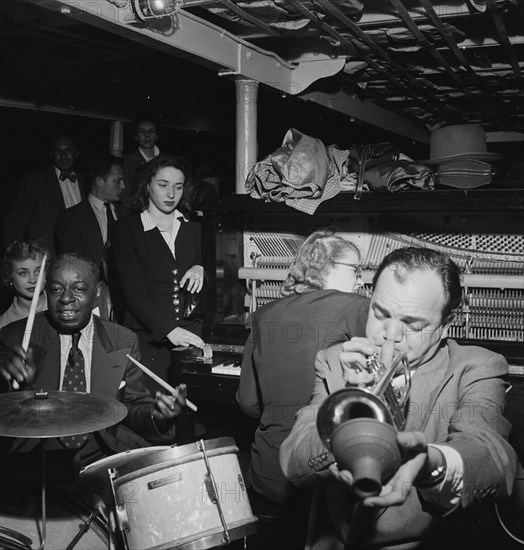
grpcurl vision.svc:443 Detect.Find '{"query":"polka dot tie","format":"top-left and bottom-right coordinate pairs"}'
top-left (59, 332), bottom-right (88, 449)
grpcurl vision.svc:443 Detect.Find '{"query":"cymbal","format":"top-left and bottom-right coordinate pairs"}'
top-left (0, 390), bottom-right (128, 438)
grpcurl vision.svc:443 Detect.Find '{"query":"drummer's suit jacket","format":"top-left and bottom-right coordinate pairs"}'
top-left (2, 166), bottom-right (87, 250)
top-left (0, 313), bottom-right (175, 457)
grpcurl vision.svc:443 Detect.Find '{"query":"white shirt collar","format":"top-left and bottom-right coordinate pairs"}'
top-left (88, 193), bottom-right (106, 211)
top-left (140, 209), bottom-right (187, 232)
top-left (138, 145), bottom-right (160, 162)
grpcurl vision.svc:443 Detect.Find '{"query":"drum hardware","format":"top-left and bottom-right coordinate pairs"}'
top-left (0, 524), bottom-right (33, 549)
top-left (317, 353), bottom-right (411, 499)
top-left (199, 439), bottom-right (231, 546)
top-left (0, 390), bottom-right (127, 550)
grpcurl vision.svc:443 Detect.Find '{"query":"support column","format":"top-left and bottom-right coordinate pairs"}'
top-left (110, 120), bottom-right (124, 157)
top-left (235, 79), bottom-right (258, 194)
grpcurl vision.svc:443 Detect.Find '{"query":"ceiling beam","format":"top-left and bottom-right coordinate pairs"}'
top-left (301, 89), bottom-right (430, 144)
top-left (26, 0), bottom-right (429, 143)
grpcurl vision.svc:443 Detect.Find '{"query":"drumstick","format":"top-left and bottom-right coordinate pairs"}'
top-left (126, 354), bottom-right (198, 412)
top-left (22, 253), bottom-right (47, 352)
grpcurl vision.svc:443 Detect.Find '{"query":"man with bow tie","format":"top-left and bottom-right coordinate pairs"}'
top-left (2, 134), bottom-right (86, 252)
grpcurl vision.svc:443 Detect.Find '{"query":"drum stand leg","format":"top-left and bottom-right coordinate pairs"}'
top-left (65, 509), bottom-right (102, 550)
top-left (37, 439), bottom-right (47, 550)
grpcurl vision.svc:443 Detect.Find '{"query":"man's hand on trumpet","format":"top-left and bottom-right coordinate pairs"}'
top-left (329, 431), bottom-right (444, 508)
top-left (339, 337), bottom-right (377, 387)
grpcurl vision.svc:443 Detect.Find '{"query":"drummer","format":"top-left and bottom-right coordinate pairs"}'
top-left (0, 252), bottom-right (187, 471)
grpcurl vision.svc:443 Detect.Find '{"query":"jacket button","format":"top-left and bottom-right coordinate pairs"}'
top-left (308, 459), bottom-right (315, 468)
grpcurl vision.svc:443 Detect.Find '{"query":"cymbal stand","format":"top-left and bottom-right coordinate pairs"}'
top-left (37, 438), bottom-right (47, 550)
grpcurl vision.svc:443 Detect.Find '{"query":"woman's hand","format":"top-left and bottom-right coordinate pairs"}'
top-left (180, 265), bottom-right (204, 294)
top-left (167, 327), bottom-right (204, 348)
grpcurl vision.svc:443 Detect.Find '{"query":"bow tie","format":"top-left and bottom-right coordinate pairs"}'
top-left (59, 171), bottom-right (77, 183)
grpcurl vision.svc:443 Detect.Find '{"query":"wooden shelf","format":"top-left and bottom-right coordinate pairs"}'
top-left (202, 188), bottom-right (524, 213)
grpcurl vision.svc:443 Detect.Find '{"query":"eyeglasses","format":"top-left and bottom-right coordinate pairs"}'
top-left (331, 262), bottom-right (362, 279)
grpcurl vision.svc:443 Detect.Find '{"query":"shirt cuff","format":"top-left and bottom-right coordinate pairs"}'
top-left (418, 444), bottom-right (464, 511)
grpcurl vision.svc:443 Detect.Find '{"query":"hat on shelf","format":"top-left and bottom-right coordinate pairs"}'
top-left (422, 123), bottom-right (504, 164)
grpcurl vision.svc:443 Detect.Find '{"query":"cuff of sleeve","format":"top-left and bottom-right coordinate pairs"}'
top-left (418, 444), bottom-right (464, 510)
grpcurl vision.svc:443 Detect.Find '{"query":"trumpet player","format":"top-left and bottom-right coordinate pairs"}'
top-left (280, 247), bottom-right (516, 549)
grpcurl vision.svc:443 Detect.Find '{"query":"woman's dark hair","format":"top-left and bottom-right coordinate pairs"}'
top-left (372, 247), bottom-right (462, 322)
top-left (130, 155), bottom-right (192, 214)
top-left (1, 239), bottom-right (53, 287)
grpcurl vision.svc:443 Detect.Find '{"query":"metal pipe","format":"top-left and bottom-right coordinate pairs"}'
top-left (235, 79), bottom-right (258, 194)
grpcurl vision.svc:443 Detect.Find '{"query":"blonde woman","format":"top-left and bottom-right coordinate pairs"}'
top-left (0, 240), bottom-right (51, 330)
top-left (237, 228), bottom-right (369, 506)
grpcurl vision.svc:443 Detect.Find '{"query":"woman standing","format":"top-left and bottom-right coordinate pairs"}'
top-left (111, 155), bottom-right (205, 387)
top-left (237, 229), bottom-right (370, 506)
top-left (0, 240), bottom-right (50, 330)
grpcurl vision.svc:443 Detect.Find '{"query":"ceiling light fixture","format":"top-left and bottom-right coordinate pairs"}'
top-left (132, 0), bottom-right (184, 21)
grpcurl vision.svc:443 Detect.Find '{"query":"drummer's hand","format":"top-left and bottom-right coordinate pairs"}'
top-left (167, 327), bottom-right (204, 349)
top-left (153, 384), bottom-right (187, 425)
top-left (339, 337), bottom-right (376, 386)
top-left (180, 265), bottom-right (204, 294)
top-left (0, 345), bottom-right (36, 391)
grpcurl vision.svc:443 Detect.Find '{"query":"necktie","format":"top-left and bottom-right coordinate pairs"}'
top-left (104, 202), bottom-right (116, 244)
top-left (59, 170), bottom-right (77, 183)
top-left (59, 332), bottom-right (88, 449)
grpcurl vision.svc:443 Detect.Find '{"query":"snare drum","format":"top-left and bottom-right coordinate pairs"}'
top-left (110, 437), bottom-right (258, 550)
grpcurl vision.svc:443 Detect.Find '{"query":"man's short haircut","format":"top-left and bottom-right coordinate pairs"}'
top-left (88, 154), bottom-right (122, 188)
top-left (132, 114), bottom-right (159, 134)
top-left (1, 239), bottom-right (53, 287)
top-left (48, 253), bottom-right (100, 284)
top-left (49, 133), bottom-right (78, 151)
top-left (372, 247), bottom-right (462, 321)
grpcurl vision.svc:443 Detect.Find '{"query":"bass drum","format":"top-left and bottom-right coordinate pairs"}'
top-left (0, 485), bottom-right (109, 550)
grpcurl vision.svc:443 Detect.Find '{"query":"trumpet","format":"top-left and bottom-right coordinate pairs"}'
top-left (317, 352), bottom-right (411, 498)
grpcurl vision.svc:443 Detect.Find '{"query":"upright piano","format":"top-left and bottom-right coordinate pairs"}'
top-left (172, 188), bottom-right (524, 445)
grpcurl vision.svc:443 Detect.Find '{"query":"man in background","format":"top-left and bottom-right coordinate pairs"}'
top-left (55, 154), bottom-right (126, 320)
top-left (121, 114), bottom-right (160, 207)
top-left (2, 134), bottom-right (86, 251)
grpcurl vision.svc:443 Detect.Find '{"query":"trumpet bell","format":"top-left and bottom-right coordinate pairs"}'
top-left (316, 353), bottom-right (410, 498)
top-left (331, 418), bottom-right (401, 498)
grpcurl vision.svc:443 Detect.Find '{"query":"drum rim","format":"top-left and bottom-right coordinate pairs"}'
top-left (80, 445), bottom-right (173, 475)
top-left (113, 437), bottom-right (238, 479)
top-left (121, 516), bottom-right (258, 550)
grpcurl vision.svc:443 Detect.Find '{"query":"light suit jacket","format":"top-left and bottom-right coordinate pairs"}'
top-left (279, 339), bottom-right (517, 548)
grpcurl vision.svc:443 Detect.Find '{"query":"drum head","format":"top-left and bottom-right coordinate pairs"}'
top-left (79, 446), bottom-right (172, 505)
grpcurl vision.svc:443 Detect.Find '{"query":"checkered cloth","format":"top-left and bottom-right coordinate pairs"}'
top-left (245, 129), bottom-right (347, 215)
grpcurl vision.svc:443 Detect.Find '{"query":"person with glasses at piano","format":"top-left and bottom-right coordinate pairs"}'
top-left (111, 155), bottom-right (205, 394)
top-left (237, 228), bottom-right (370, 510)
top-left (280, 247), bottom-right (516, 550)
